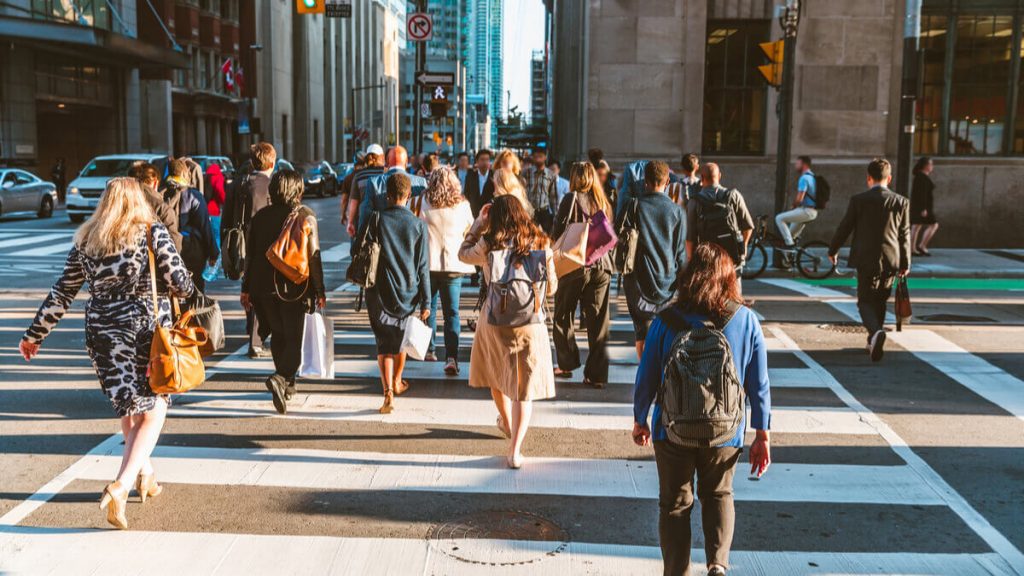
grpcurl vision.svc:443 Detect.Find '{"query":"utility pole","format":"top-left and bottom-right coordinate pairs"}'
top-left (413, 0), bottom-right (427, 155)
top-left (896, 0), bottom-right (922, 197)
top-left (772, 0), bottom-right (801, 217)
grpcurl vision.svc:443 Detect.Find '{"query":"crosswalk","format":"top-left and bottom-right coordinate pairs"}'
top-left (0, 284), bottom-right (1021, 576)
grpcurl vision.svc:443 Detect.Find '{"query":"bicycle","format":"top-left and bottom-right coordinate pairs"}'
top-left (741, 215), bottom-right (836, 280)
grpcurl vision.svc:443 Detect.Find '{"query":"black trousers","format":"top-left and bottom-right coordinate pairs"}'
top-left (856, 269), bottom-right (894, 341)
top-left (653, 441), bottom-right (742, 576)
top-left (253, 296), bottom-right (306, 381)
top-left (553, 267), bottom-right (610, 382)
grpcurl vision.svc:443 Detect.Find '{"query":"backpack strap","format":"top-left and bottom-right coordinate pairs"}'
top-left (656, 306), bottom-right (690, 333)
top-left (712, 300), bottom-right (742, 330)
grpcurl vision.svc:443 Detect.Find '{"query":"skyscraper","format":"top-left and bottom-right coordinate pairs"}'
top-left (468, 0), bottom-right (503, 141)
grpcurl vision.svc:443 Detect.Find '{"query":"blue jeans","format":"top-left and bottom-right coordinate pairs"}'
top-left (427, 272), bottom-right (462, 359)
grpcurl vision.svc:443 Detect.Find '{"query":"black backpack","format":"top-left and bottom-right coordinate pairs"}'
top-left (695, 187), bottom-right (743, 265)
top-left (813, 173), bottom-right (831, 209)
top-left (221, 175), bottom-right (251, 281)
top-left (657, 303), bottom-right (743, 447)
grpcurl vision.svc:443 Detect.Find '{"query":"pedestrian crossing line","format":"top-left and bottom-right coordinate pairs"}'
top-left (319, 241), bottom-right (351, 262)
top-left (73, 445), bottom-right (945, 505)
top-left (767, 279), bottom-right (1024, 421)
top-left (0, 528), bottom-right (1013, 576)
top-left (0, 232), bottom-right (27, 240)
top-left (769, 325), bottom-right (1024, 573)
top-left (0, 233), bottom-right (70, 251)
top-left (8, 240), bottom-right (75, 257)
top-left (171, 392), bottom-right (880, 435)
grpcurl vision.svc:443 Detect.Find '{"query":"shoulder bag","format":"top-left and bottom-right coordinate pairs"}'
top-left (551, 193), bottom-right (588, 277)
top-left (346, 211), bottom-right (382, 288)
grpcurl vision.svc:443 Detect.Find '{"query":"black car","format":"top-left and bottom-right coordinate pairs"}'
top-left (300, 162), bottom-right (338, 197)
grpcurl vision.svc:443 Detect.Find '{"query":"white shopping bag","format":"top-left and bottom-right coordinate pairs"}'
top-left (299, 312), bottom-right (335, 379)
top-left (400, 316), bottom-right (432, 361)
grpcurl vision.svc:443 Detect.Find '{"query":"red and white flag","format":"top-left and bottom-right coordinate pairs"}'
top-left (233, 66), bottom-right (244, 95)
top-left (220, 58), bottom-right (235, 91)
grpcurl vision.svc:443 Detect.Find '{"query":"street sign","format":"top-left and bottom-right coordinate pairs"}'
top-left (758, 40), bottom-right (784, 86)
top-left (416, 71), bottom-right (455, 87)
top-left (432, 85), bottom-right (448, 101)
top-left (325, 0), bottom-right (351, 17)
top-left (407, 13), bottom-right (433, 42)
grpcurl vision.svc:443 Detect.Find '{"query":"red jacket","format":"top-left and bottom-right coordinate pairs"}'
top-left (206, 164), bottom-right (226, 216)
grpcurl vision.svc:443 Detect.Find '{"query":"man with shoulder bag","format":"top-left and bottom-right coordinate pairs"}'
top-left (616, 161), bottom-right (687, 359)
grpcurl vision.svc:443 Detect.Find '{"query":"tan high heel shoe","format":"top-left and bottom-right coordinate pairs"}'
top-left (135, 473), bottom-right (163, 504)
top-left (98, 481), bottom-right (129, 530)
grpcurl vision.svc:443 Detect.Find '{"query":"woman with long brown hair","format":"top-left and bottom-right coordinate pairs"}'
top-left (632, 243), bottom-right (772, 576)
top-left (459, 195), bottom-right (558, 469)
top-left (551, 161), bottom-right (614, 387)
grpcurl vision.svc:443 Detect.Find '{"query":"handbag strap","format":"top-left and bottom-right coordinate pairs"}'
top-left (146, 227), bottom-right (160, 321)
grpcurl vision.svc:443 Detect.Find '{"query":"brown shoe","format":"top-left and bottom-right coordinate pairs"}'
top-left (394, 380), bottom-right (410, 396)
top-left (379, 391), bottom-right (394, 414)
top-left (99, 481), bottom-right (129, 530)
top-left (135, 473), bottom-right (163, 504)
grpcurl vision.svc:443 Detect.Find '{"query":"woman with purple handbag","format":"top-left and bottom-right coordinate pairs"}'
top-left (550, 162), bottom-right (617, 388)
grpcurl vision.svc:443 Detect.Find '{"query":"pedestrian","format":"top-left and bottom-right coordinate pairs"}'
top-left (633, 243), bottom-right (772, 576)
top-left (775, 155), bottom-right (819, 250)
top-left (51, 157), bottom-right (66, 203)
top-left (339, 151), bottom-right (367, 225)
top-left (222, 142), bottom-right (276, 358)
top-left (550, 160), bottom-right (570, 206)
top-left (910, 156), bottom-right (939, 256)
top-left (419, 152), bottom-right (439, 178)
top-left (463, 148), bottom-right (493, 218)
top-left (828, 158), bottom-right (911, 362)
top-left (356, 172), bottom-right (430, 414)
top-left (418, 166), bottom-right (475, 371)
top-left (551, 161), bottom-right (613, 388)
top-left (343, 145), bottom-right (386, 236)
top-left (129, 162), bottom-right (181, 250)
top-left (241, 169), bottom-right (326, 414)
top-left (459, 195), bottom-right (558, 469)
top-left (348, 145), bottom-right (426, 237)
top-left (20, 177), bottom-right (195, 529)
top-left (166, 159), bottom-right (219, 292)
top-left (685, 163), bottom-right (754, 283)
top-left (204, 162), bottom-right (227, 281)
top-left (482, 149), bottom-right (522, 206)
top-left (595, 159), bottom-right (616, 210)
top-left (491, 167), bottom-right (533, 216)
top-left (523, 148), bottom-right (559, 233)
top-left (668, 153), bottom-right (701, 207)
top-left (617, 161), bottom-right (688, 359)
top-left (588, 147), bottom-right (617, 193)
top-left (455, 151), bottom-right (471, 189)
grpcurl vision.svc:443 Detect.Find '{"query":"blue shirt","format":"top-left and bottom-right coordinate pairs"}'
top-left (799, 171), bottom-right (817, 208)
top-left (632, 306), bottom-right (771, 447)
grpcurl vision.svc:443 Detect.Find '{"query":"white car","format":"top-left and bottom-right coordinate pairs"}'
top-left (0, 169), bottom-right (57, 219)
top-left (67, 154), bottom-right (169, 223)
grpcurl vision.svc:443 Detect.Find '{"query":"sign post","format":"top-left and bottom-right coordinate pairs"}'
top-left (409, 7), bottom-right (431, 154)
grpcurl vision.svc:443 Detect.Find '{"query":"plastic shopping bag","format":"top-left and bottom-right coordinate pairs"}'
top-left (400, 316), bottom-right (432, 361)
top-left (299, 312), bottom-right (335, 379)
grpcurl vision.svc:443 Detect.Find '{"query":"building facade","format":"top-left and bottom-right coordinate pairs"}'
top-left (551, 0), bottom-right (1024, 247)
top-left (468, 0), bottom-right (503, 145)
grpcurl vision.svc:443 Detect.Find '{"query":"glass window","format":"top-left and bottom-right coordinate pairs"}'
top-left (915, 14), bottom-right (947, 155)
top-left (702, 21), bottom-right (770, 155)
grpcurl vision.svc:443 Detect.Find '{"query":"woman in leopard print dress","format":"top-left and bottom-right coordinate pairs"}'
top-left (20, 177), bottom-right (194, 529)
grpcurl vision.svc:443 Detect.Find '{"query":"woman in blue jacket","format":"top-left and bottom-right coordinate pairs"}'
top-left (632, 243), bottom-right (772, 576)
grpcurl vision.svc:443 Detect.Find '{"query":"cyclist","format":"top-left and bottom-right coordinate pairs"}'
top-left (775, 155), bottom-right (819, 258)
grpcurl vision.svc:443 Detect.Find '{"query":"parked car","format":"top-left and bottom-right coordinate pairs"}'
top-left (191, 155), bottom-right (236, 182)
top-left (275, 159), bottom-right (295, 173)
top-left (299, 162), bottom-right (338, 197)
top-left (0, 169), bottom-right (57, 219)
top-left (66, 154), bottom-right (169, 223)
top-left (333, 162), bottom-right (354, 180)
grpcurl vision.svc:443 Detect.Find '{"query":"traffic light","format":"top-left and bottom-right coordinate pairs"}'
top-left (758, 40), bottom-right (784, 87)
top-left (296, 0), bottom-right (324, 14)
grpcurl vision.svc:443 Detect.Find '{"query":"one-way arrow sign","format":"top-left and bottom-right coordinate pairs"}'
top-left (416, 71), bottom-right (455, 87)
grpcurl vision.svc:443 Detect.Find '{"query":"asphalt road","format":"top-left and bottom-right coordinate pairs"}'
top-left (1, 196), bottom-right (1022, 575)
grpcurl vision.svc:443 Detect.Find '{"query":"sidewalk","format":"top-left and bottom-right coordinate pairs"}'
top-left (764, 248), bottom-right (1024, 279)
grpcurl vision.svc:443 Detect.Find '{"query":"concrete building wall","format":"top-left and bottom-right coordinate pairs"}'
top-left (558, 0), bottom-right (1024, 247)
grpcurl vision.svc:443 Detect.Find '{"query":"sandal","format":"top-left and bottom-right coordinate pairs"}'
top-left (553, 369), bottom-right (573, 379)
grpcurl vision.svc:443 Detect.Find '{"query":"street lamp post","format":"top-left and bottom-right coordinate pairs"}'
top-left (772, 0), bottom-right (801, 218)
top-left (351, 82), bottom-right (387, 160)
top-left (896, 0), bottom-right (922, 197)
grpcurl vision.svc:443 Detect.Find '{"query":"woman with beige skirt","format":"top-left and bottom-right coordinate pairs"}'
top-left (459, 195), bottom-right (558, 469)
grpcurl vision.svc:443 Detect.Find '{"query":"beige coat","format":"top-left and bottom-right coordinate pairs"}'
top-left (419, 198), bottom-right (476, 274)
top-left (458, 220), bottom-right (558, 401)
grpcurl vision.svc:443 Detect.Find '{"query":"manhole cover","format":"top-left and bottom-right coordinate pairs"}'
top-left (427, 510), bottom-right (569, 566)
top-left (917, 314), bottom-right (996, 323)
top-left (817, 322), bottom-right (864, 334)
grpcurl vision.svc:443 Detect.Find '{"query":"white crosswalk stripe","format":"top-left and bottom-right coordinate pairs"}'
top-left (0, 294), bottom-right (1020, 576)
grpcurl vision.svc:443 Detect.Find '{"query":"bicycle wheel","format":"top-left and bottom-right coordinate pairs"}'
top-left (797, 241), bottom-right (835, 279)
top-left (741, 242), bottom-right (768, 280)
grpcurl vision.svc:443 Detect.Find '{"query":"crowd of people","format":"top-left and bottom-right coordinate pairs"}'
top-left (19, 135), bottom-right (928, 576)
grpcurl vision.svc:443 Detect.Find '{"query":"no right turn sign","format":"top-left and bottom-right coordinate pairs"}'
top-left (407, 13), bottom-right (433, 42)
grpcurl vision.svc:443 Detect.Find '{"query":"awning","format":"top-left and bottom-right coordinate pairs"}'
top-left (0, 16), bottom-right (189, 69)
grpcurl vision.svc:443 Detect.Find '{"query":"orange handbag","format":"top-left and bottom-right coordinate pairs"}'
top-left (147, 231), bottom-right (208, 395)
top-left (266, 207), bottom-right (312, 285)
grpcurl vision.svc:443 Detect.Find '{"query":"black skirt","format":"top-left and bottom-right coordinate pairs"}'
top-left (366, 289), bottom-right (405, 355)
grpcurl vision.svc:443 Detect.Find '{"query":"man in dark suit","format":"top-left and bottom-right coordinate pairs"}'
top-left (828, 158), bottom-right (911, 362)
top-left (463, 148), bottom-right (493, 218)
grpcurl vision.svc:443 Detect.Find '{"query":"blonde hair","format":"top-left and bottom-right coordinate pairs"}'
top-left (493, 149), bottom-right (522, 176)
top-left (75, 177), bottom-right (156, 259)
top-left (425, 166), bottom-right (464, 209)
top-left (492, 168), bottom-right (525, 198)
top-left (569, 161), bottom-right (611, 214)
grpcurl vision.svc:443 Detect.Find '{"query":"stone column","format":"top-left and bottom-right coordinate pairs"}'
top-left (140, 79), bottom-right (173, 154)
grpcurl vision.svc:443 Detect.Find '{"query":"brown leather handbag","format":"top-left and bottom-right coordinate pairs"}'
top-left (147, 231), bottom-right (208, 395)
top-left (266, 207), bottom-right (312, 285)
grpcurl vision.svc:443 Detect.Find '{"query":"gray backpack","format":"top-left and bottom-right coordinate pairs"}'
top-left (657, 303), bottom-right (743, 447)
top-left (486, 248), bottom-right (548, 328)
